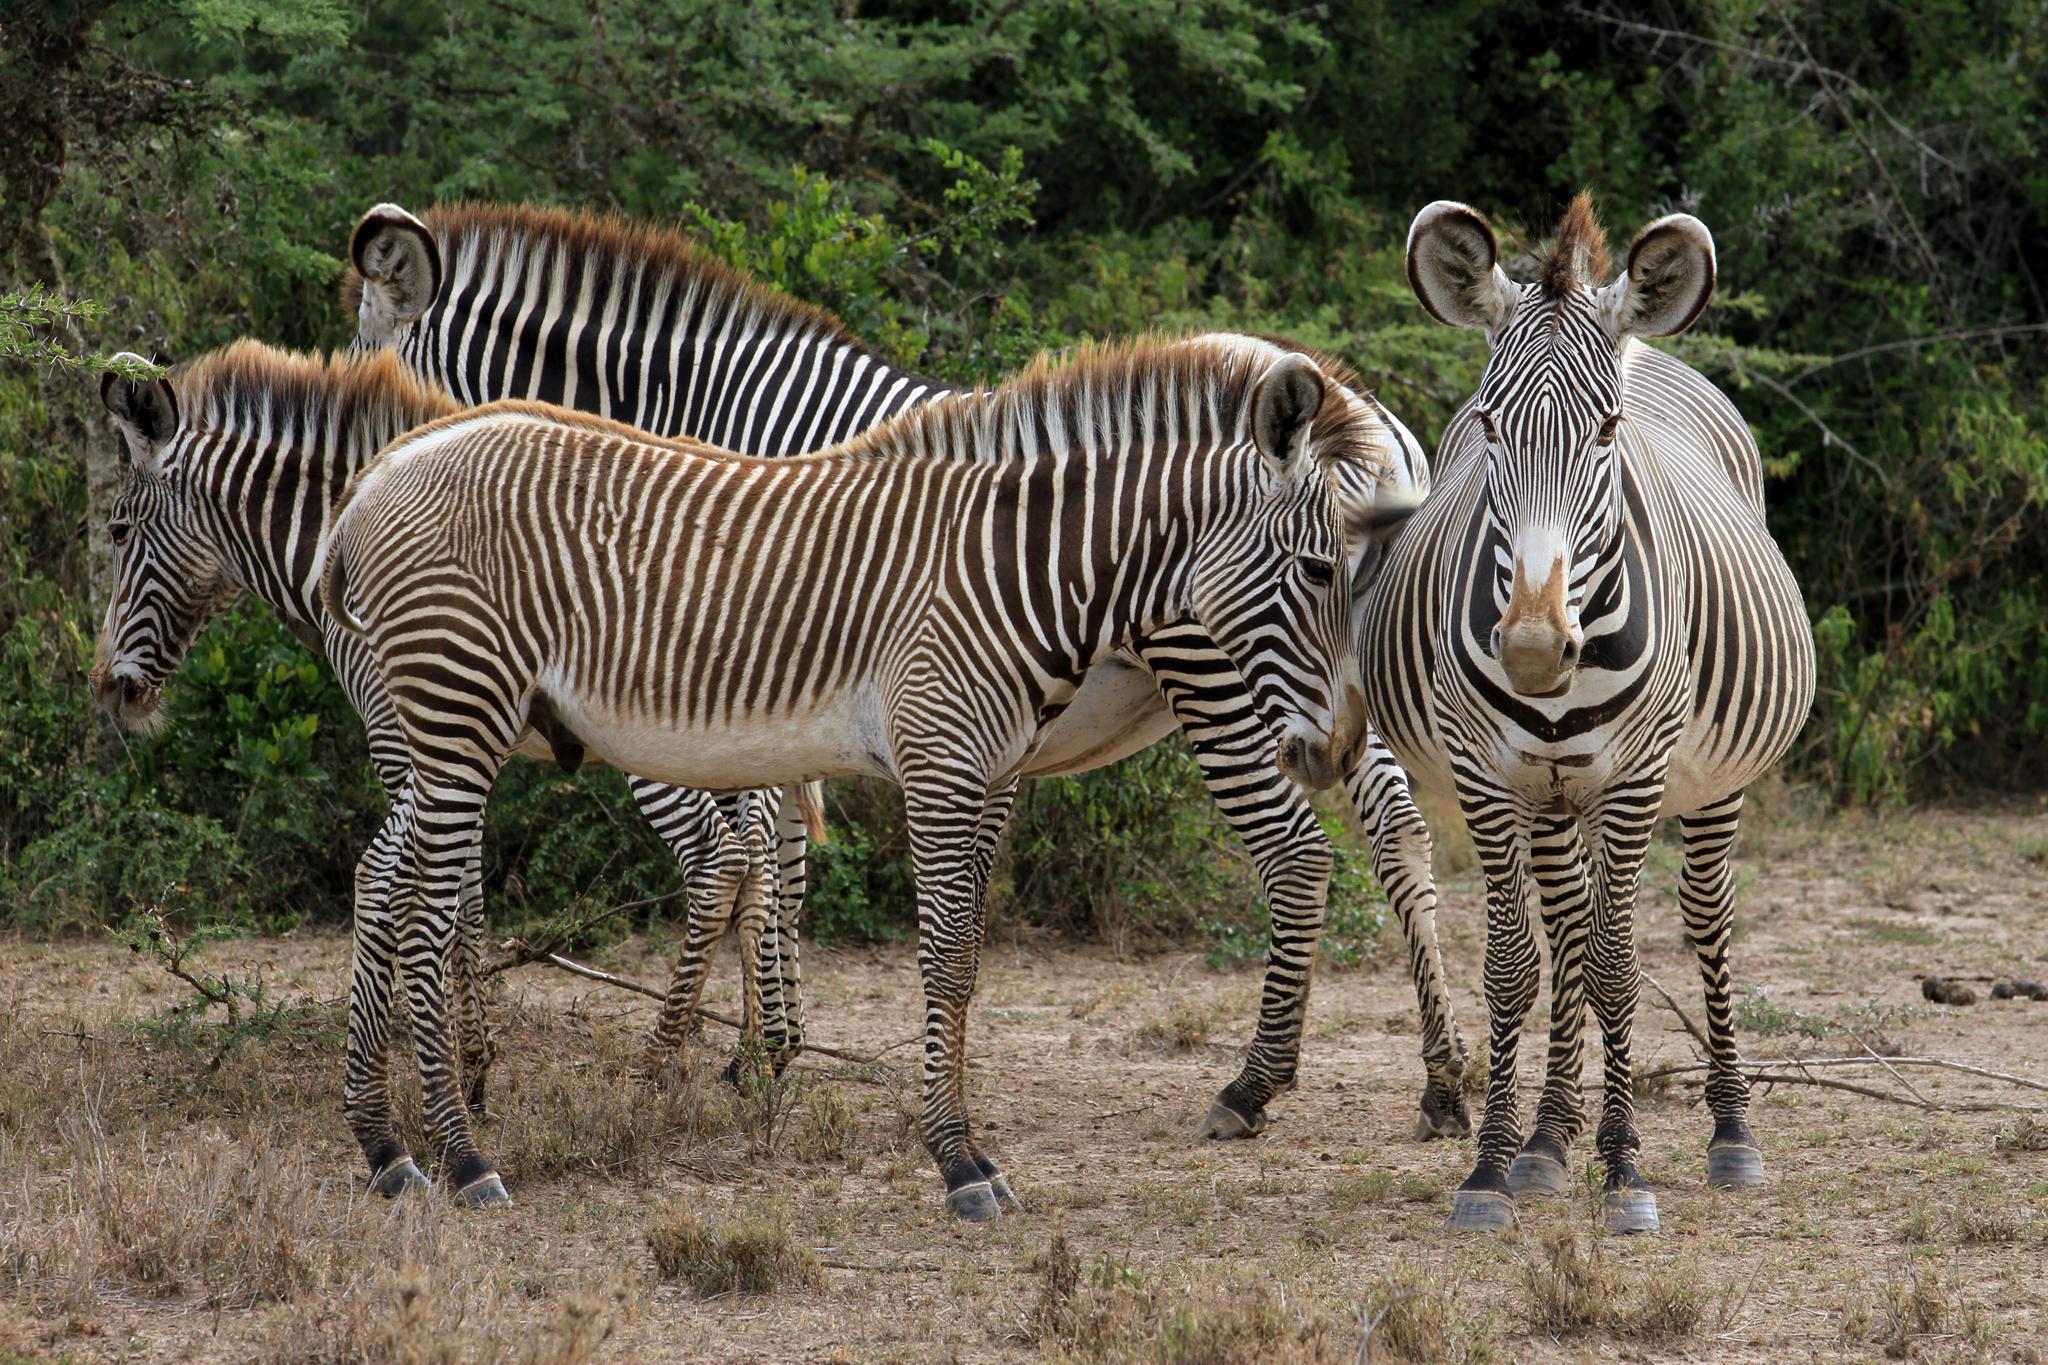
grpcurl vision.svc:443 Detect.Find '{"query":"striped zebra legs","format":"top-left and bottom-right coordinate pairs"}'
top-left (1506, 815), bottom-right (1594, 1196)
top-left (902, 768), bottom-right (1020, 1222)
top-left (1581, 788), bottom-right (1662, 1232)
top-left (758, 791), bottom-right (814, 1065)
top-left (1347, 739), bottom-right (1470, 1140)
top-left (1444, 765), bottom-right (1543, 1234)
top-left (1131, 629), bottom-right (1334, 1140)
top-left (1681, 790), bottom-right (1765, 1188)
top-left (633, 782), bottom-right (759, 1079)
top-left (346, 766), bottom-right (510, 1208)
top-left (453, 850), bottom-right (495, 1113)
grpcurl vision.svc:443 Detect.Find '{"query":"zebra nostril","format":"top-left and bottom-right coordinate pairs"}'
top-left (1559, 637), bottom-right (1581, 670)
top-left (119, 676), bottom-right (141, 706)
top-left (1487, 624), bottom-right (1501, 658)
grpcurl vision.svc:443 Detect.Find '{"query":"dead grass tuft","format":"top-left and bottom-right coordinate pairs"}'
top-left (1517, 1225), bottom-right (1610, 1335)
top-left (1901, 1191), bottom-right (2034, 1247)
top-left (1843, 1255), bottom-right (1986, 1359)
top-left (1357, 1263), bottom-right (1501, 1363)
top-left (644, 1201), bottom-right (820, 1297)
top-left (1132, 1000), bottom-right (1213, 1054)
top-left (1032, 1249), bottom-right (1344, 1364)
top-left (790, 1081), bottom-right (860, 1164)
top-left (1993, 1114), bottom-right (2048, 1153)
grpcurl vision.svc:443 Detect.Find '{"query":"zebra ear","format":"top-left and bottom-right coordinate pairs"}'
top-left (1406, 201), bottom-right (1516, 334)
top-left (349, 203), bottom-right (441, 347)
top-left (99, 357), bottom-right (177, 474)
top-left (1597, 214), bottom-right (1715, 342)
top-left (1252, 352), bottom-right (1326, 481)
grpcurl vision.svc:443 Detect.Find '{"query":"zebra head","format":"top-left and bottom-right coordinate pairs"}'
top-left (346, 203), bottom-right (441, 353)
top-left (1406, 193), bottom-right (1715, 697)
top-left (1192, 350), bottom-right (1373, 790)
top-left (89, 360), bottom-right (241, 731)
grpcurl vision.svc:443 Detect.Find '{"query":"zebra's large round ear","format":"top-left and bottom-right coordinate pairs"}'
top-left (99, 356), bottom-right (177, 475)
top-left (1596, 214), bottom-right (1715, 342)
top-left (1252, 352), bottom-right (1327, 481)
top-left (1406, 201), bottom-right (1516, 334)
top-left (348, 203), bottom-right (441, 347)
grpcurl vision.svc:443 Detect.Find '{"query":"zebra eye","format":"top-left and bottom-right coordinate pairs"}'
top-left (110, 521), bottom-right (132, 547)
top-left (1594, 414), bottom-right (1621, 446)
top-left (1299, 558), bottom-right (1335, 589)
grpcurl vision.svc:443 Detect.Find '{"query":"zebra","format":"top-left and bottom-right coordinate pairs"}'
top-left (345, 201), bottom-right (1475, 1144)
top-left (1358, 194), bottom-right (1815, 1235)
top-left (318, 335), bottom-right (1383, 1215)
top-left (83, 341), bottom-right (810, 1111)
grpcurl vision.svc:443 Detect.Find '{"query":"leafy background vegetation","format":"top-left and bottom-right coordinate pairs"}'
top-left (2, 0), bottom-right (2042, 948)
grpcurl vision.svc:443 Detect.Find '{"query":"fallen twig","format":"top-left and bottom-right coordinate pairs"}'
top-left (483, 889), bottom-right (687, 978)
top-left (515, 949), bottom-right (913, 1067)
top-left (1638, 1054), bottom-right (2048, 1094)
top-left (1640, 971), bottom-right (1713, 1054)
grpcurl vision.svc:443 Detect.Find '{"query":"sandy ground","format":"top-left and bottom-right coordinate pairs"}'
top-left (2, 793), bottom-right (2045, 1362)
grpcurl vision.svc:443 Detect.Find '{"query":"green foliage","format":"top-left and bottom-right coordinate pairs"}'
top-left (1, 0), bottom-right (2044, 946)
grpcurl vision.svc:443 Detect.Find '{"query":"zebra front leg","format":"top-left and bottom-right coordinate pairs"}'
top-left (903, 775), bottom-right (1012, 1221)
top-left (1133, 632), bottom-right (1330, 1140)
top-left (1445, 776), bottom-right (1540, 1234)
top-left (1508, 814), bottom-right (1593, 1198)
top-left (1680, 791), bottom-right (1763, 1188)
top-left (346, 801), bottom-right (426, 1199)
top-left (1583, 799), bottom-right (1659, 1234)
top-left (1348, 739), bottom-right (1469, 1141)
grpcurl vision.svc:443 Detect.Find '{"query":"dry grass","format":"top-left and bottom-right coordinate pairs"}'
top-left (1840, 1255), bottom-right (1989, 1359)
top-left (644, 1202), bottom-right (820, 1297)
top-left (1356, 1262), bottom-right (1501, 1364)
top-left (1516, 1225), bottom-right (1609, 1335)
top-left (1131, 1000), bottom-right (1213, 1054)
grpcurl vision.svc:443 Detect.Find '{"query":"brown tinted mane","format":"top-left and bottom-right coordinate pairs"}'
top-left (176, 340), bottom-right (461, 445)
top-left (342, 201), bottom-right (869, 353)
top-left (1539, 192), bottom-right (1613, 298)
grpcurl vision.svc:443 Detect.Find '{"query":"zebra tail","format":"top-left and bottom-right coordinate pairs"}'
top-left (793, 781), bottom-right (829, 844)
top-left (318, 529), bottom-right (371, 639)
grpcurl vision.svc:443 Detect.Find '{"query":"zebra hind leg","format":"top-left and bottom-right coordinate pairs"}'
top-left (454, 839), bottom-right (495, 1117)
top-left (346, 801), bottom-right (428, 1199)
top-left (1681, 791), bottom-right (1764, 1189)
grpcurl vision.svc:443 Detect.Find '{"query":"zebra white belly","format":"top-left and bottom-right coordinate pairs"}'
top-left (537, 679), bottom-right (895, 789)
top-left (1020, 654), bottom-right (1178, 777)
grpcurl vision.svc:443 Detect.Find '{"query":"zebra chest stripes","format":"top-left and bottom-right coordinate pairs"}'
top-left (1366, 196), bottom-right (1815, 1236)
top-left (347, 200), bottom-right (1453, 1145)
top-left (321, 337), bottom-right (1377, 1216)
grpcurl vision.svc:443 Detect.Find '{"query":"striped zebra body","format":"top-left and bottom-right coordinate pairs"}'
top-left (320, 337), bottom-right (1380, 1214)
top-left (347, 202), bottom-right (1451, 1141)
top-left (1363, 197), bottom-right (1814, 1234)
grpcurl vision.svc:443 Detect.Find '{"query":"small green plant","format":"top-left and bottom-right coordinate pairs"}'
top-left (117, 907), bottom-right (332, 1069)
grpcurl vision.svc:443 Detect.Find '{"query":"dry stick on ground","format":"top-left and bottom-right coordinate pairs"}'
top-left (1637, 971), bottom-right (2048, 1113)
top-left (512, 947), bottom-right (914, 1068)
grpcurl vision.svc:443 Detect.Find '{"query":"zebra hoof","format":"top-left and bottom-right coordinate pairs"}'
top-left (1706, 1143), bottom-right (1766, 1189)
top-left (1196, 1099), bottom-right (1267, 1141)
top-left (1602, 1187), bottom-right (1659, 1235)
top-left (1507, 1151), bottom-right (1573, 1198)
top-left (370, 1157), bottom-right (429, 1199)
top-left (1414, 1094), bottom-right (1472, 1141)
top-left (1445, 1189), bottom-right (1517, 1233)
top-left (945, 1181), bottom-right (1003, 1222)
top-left (987, 1173), bottom-right (1025, 1214)
top-left (454, 1171), bottom-right (512, 1209)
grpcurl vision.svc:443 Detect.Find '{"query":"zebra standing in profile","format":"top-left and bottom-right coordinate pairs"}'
top-left (344, 202), bottom-right (1471, 1145)
top-left (83, 341), bottom-right (803, 1109)
top-left (320, 337), bottom-right (1381, 1215)
top-left (1359, 195), bottom-right (1814, 1235)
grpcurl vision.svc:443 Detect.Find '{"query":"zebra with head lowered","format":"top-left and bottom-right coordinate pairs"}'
top-left (343, 202), bottom-right (1470, 1145)
top-left (1360, 195), bottom-right (1815, 1235)
top-left (320, 336), bottom-right (1382, 1215)
top-left (83, 341), bottom-right (804, 1110)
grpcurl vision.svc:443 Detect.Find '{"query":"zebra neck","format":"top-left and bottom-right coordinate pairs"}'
top-left (200, 403), bottom-right (442, 627)
top-left (412, 232), bottom-right (953, 455)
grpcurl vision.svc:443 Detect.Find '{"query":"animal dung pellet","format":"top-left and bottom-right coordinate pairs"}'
top-left (1920, 976), bottom-right (1979, 1006)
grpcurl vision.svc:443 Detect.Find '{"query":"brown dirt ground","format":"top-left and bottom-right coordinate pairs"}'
top-left (2, 790), bottom-right (2046, 1362)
